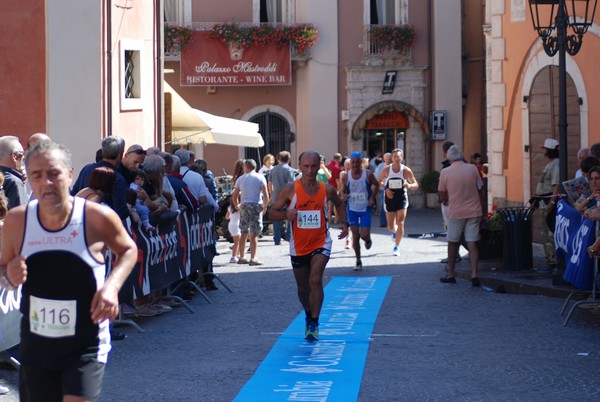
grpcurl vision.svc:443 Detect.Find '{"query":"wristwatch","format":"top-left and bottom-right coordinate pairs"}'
top-left (1, 273), bottom-right (17, 291)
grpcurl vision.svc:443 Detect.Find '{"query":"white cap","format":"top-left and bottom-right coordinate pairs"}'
top-left (541, 138), bottom-right (559, 149)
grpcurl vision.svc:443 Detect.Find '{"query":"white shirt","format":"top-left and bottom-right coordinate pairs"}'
top-left (180, 166), bottom-right (208, 201)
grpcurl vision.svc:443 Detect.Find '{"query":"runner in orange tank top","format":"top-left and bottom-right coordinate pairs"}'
top-left (269, 151), bottom-right (348, 342)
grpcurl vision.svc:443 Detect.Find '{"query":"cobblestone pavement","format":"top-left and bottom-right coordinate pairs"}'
top-left (1, 208), bottom-right (600, 401)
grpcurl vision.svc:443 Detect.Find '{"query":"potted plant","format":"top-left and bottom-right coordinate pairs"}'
top-left (478, 205), bottom-right (504, 260)
top-left (420, 170), bottom-right (440, 209)
top-left (208, 23), bottom-right (319, 55)
top-left (369, 24), bottom-right (417, 53)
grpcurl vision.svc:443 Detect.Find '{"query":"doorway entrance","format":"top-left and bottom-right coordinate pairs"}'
top-left (362, 110), bottom-right (408, 159)
top-left (528, 65), bottom-right (580, 242)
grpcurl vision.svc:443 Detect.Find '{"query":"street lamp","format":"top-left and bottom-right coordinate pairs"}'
top-left (528, 0), bottom-right (598, 184)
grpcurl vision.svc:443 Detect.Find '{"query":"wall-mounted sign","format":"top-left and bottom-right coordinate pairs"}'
top-left (382, 71), bottom-right (398, 94)
top-left (181, 31), bottom-right (291, 86)
top-left (365, 110), bottom-right (408, 130)
top-left (430, 110), bottom-right (447, 140)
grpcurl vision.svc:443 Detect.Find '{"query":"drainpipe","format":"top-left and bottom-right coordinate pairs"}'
top-left (427, 0), bottom-right (434, 172)
top-left (155, 0), bottom-right (162, 147)
top-left (106, 0), bottom-right (112, 137)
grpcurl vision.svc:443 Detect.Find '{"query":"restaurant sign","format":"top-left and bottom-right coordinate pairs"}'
top-left (180, 31), bottom-right (291, 87)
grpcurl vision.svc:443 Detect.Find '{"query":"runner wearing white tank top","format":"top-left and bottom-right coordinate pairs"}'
top-left (377, 148), bottom-right (419, 256)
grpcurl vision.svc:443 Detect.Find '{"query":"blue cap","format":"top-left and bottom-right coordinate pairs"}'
top-left (349, 151), bottom-right (362, 159)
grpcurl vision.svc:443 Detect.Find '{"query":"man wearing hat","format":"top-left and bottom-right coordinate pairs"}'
top-left (535, 138), bottom-right (560, 272)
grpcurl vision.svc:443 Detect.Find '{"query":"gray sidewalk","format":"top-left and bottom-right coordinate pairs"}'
top-left (402, 207), bottom-right (586, 300)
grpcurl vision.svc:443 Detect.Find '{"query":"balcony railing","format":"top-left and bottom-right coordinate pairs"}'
top-left (363, 24), bottom-right (414, 62)
top-left (165, 22), bottom-right (315, 61)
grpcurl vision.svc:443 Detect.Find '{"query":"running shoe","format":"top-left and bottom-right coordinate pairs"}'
top-left (229, 256), bottom-right (239, 263)
top-left (237, 258), bottom-right (250, 264)
top-left (304, 316), bottom-right (311, 338)
top-left (391, 232), bottom-right (396, 242)
top-left (365, 239), bottom-right (372, 250)
top-left (393, 246), bottom-right (399, 256)
top-left (305, 321), bottom-right (319, 342)
top-left (249, 258), bottom-right (264, 266)
top-left (354, 260), bottom-right (363, 271)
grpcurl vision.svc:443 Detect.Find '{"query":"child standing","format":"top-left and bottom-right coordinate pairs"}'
top-left (129, 169), bottom-right (155, 232)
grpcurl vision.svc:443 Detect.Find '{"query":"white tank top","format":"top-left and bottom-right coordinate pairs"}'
top-left (347, 170), bottom-right (370, 212)
top-left (386, 164), bottom-right (406, 192)
top-left (20, 197), bottom-right (111, 366)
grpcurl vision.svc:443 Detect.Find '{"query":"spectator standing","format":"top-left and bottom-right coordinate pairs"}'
top-left (326, 153), bottom-right (342, 223)
top-left (377, 148), bottom-right (419, 256)
top-left (369, 150), bottom-right (383, 172)
top-left (269, 151), bottom-right (295, 245)
top-left (0, 141), bottom-right (137, 401)
top-left (438, 145), bottom-right (483, 286)
top-left (0, 173), bottom-right (10, 396)
top-left (174, 149), bottom-right (209, 206)
top-left (340, 152), bottom-right (379, 270)
top-left (269, 151), bottom-right (348, 342)
top-left (534, 138), bottom-right (560, 272)
top-left (227, 159), bottom-right (245, 263)
top-left (317, 155), bottom-right (332, 184)
top-left (166, 155), bottom-right (199, 212)
top-left (471, 152), bottom-right (484, 177)
top-left (258, 154), bottom-right (275, 178)
top-left (71, 136), bottom-right (129, 220)
top-left (128, 169), bottom-right (156, 232)
top-left (374, 152), bottom-right (391, 227)
top-left (191, 159), bottom-right (218, 200)
top-left (116, 144), bottom-right (146, 185)
top-left (75, 166), bottom-right (115, 204)
top-left (231, 159), bottom-right (269, 265)
top-left (0, 136), bottom-right (27, 209)
top-left (24, 133), bottom-right (51, 199)
top-left (575, 147), bottom-right (589, 178)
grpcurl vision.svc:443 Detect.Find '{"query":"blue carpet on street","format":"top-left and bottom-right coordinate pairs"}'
top-left (234, 276), bottom-right (392, 402)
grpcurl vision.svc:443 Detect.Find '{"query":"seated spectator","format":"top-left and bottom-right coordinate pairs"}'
top-left (75, 166), bottom-right (116, 204)
top-left (129, 169), bottom-right (156, 232)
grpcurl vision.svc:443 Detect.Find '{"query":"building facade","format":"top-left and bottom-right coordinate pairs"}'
top-left (486, 0), bottom-right (600, 206)
top-left (1, 0), bottom-right (162, 174)
top-left (164, 0), bottom-right (487, 208)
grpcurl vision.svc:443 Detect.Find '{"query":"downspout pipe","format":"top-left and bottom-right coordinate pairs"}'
top-left (155, 0), bottom-right (162, 147)
top-left (106, 0), bottom-right (112, 137)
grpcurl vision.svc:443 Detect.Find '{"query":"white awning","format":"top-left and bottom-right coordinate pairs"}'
top-left (164, 81), bottom-right (263, 148)
top-left (164, 81), bottom-right (211, 139)
top-left (193, 109), bottom-right (264, 148)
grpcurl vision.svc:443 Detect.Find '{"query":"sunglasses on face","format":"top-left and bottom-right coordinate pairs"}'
top-left (128, 149), bottom-right (146, 155)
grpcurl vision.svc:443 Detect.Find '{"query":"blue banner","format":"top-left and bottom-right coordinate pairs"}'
top-left (234, 276), bottom-right (392, 402)
top-left (555, 201), bottom-right (595, 290)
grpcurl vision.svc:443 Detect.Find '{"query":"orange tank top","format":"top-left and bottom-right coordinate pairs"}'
top-left (289, 180), bottom-right (331, 256)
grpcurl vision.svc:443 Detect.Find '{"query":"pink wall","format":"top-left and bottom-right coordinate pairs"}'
top-left (0, 0), bottom-right (46, 145)
top-left (165, 61), bottom-right (297, 174)
top-left (193, 0), bottom-right (252, 22)
top-left (501, 4), bottom-right (600, 202)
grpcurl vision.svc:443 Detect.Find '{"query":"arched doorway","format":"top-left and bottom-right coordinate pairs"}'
top-left (245, 110), bottom-right (294, 167)
top-left (362, 110), bottom-right (409, 159)
top-left (529, 66), bottom-right (580, 196)
top-left (528, 65), bottom-right (580, 242)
